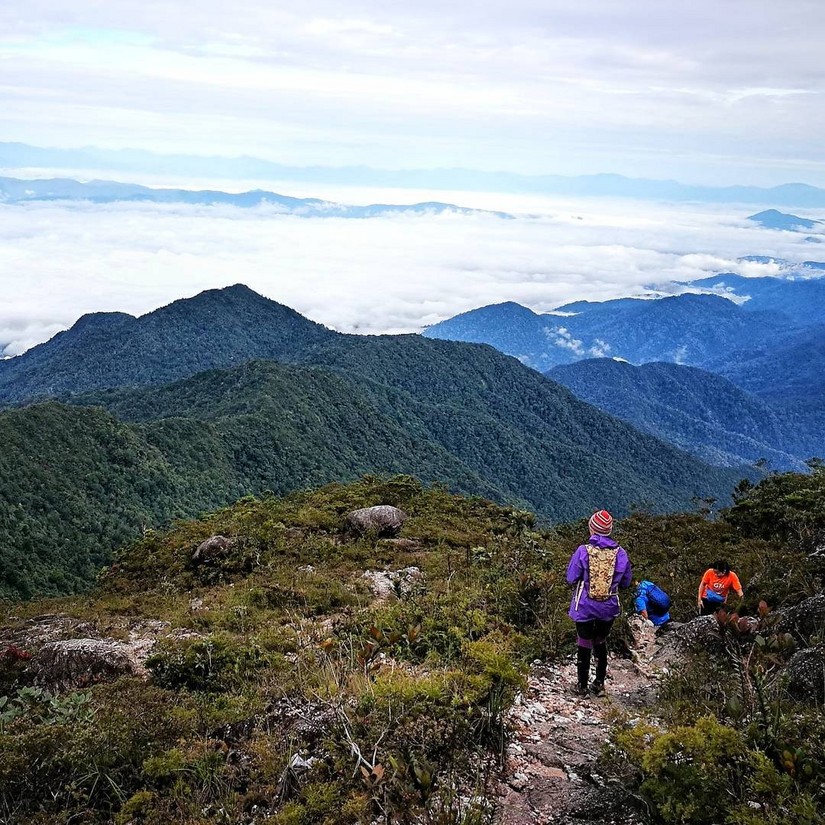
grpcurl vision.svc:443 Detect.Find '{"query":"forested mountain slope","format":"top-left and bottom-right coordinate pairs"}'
top-left (548, 358), bottom-right (820, 470)
top-left (0, 284), bottom-right (335, 405)
top-left (2, 347), bottom-right (748, 599)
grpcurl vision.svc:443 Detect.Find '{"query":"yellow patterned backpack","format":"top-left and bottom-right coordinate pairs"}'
top-left (586, 544), bottom-right (619, 600)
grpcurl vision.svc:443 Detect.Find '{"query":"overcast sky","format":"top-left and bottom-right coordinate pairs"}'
top-left (2, 1), bottom-right (825, 185)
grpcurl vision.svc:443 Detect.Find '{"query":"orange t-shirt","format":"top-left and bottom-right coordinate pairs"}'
top-left (700, 570), bottom-right (742, 601)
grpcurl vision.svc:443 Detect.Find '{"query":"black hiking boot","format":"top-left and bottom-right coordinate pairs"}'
top-left (572, 682), bottom-right (589, 698)
top-left (589, 679), bottom-right (605, 696)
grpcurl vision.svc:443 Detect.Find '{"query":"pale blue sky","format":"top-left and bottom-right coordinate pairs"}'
top-left (2, 1), bottom-right (825, 186)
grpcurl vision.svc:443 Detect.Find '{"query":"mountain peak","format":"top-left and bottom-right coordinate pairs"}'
top-left (747, 209), bottom-right (821, 231)
top-left (0, 285), bottom-right (336, 404)
top-left (70, 311), bottom-right (134, 333)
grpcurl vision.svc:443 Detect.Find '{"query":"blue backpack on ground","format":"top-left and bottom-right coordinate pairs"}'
top-left (646, 582), bottom-right (671, 614)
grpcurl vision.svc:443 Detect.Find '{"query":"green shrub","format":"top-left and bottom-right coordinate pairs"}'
top-left (638, 716), bottom-right (750, 824)
top-left (145, 634), bottom-right (276, 693)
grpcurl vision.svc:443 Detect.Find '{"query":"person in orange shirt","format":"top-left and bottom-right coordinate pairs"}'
top-left (697, 560), bottom-right (744, 615)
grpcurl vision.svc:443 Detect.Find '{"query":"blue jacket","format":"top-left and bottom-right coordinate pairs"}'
top-left (634, 580), bottom-right (671, 625)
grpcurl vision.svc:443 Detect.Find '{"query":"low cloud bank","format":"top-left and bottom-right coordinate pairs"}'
top-left (1, 195), bottom-right (821, 356)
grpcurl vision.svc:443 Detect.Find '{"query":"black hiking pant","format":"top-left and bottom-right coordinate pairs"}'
top-left (575, 619), bottom-right (614, 688)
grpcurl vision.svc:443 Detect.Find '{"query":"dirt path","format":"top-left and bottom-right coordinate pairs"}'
top-left (495, 654), bottom-right (654, 825)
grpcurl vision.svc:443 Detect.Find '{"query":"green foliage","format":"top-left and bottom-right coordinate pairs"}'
top-left (728, 464), bottom-right (825, 547)
top-left (146, 634), bottom-right (277, 693)
top-left (2, 473), bottom-right (825, 823)
top-left (638, 715), bottom-right (749, 824)
top-left (1, 327), bottom-right (749, 599)
top-left (0, 686), bottom-right (95, 733)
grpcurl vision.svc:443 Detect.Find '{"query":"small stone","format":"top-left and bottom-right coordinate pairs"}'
top-left (509, 772), bottom-right (529, 790)
top-left (527, 764), bottom-right (568, 780)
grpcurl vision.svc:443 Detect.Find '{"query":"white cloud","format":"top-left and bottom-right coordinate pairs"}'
top-left (589, 339), bottom-right (611, 357)
top-left (0, 189), bottom-right (822, 354)
top-left (548, 327), bottom-right (585, 356)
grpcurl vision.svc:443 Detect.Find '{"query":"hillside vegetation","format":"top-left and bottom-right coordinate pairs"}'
top-left (1, 472), bottom-right (823, 824)
top-left (548, 359), bottom-right (821, 470)
top-left (1, 350), bottom-right (748, 599)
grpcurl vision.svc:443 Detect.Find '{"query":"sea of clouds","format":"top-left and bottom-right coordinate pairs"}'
top-left (1, 184), bottom-right (822, 357)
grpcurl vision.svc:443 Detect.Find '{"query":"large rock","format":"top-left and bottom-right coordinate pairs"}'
top-left (783, 645), bottom-right (825, 703)
top-left (30, 638), bottom-right (139, 692)
top-left (344, 505), bottom-right (408, 538)
top-left (652, 615), bottom-right (725, 665)
top-left (775, 594), bottom-right (825, 641)
top-left (192, 534), bottom-right (236, 563)
top-left (362, 567), bottom-right (424, 600)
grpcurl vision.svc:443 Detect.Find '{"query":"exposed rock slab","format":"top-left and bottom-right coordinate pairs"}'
top-left (775, 594), bottom-right (825, 641)
top-left (30, 638), bottom-right (140, 692)
top-left (496, 658), bottom-right (651, 825)
top-left (651, 615), bottom-right (725, 665)
top-left (783, 644), bottom-right (825, 703)
top-left (344, 505), bottom-right (408, 538)
top-left (361, 567), bottom-right (423, 600)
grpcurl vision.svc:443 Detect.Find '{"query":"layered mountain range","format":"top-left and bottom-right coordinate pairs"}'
top-left (0, 175), bottom-right (511, 219)
top-left (0, 285), bottom-right (748, 599)
top-left (424, 271), bottom-right (825, 470)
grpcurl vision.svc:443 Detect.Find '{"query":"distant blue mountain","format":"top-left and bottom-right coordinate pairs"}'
top-left (0, 176), bottom-right (512, 219)
top-left (746, 209), bottom-right (822, 231)
top-left (424, 293), bottom-right (793, 371)
top-left (548, 358), bottom-right (815, 470)
top-left (6, 141), bottom-right (825, 206)
top-left (684, 273), bottom-right (825, 326)
top-left (736, 255), bottom-right (825, 271)
top-left (711, 324), bottom-right (825, 404)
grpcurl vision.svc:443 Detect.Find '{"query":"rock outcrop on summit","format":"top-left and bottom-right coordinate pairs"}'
top-left (344, 505), bottom-right (408, 538)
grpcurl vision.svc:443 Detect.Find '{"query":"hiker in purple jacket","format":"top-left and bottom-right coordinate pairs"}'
top-left (566, 509), bottom-right (632, 696)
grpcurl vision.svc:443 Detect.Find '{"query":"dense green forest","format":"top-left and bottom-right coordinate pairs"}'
top-left (0, 284), bottom-right (336, 405)
top-left (1, 352), bottom-right (748, 600)
top-left (548, 358), bottom-right (822, 470)
top-left (1, 471), bottom-right (823, 824)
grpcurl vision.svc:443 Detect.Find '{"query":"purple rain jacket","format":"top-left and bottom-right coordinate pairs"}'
top-left (566, 534), bottom-right (633, 622)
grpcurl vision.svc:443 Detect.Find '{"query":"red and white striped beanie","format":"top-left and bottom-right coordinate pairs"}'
top-left (588, 510), bottom-right (613, 536)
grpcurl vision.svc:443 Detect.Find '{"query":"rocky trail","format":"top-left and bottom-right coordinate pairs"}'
top-left (496, 623), bottom-right (658, 825)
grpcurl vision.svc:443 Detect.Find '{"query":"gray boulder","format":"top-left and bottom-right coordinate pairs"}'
top-left (775, 594), bottom-right (825, 641)
top-left (30, 638), bottom-right (139, 692)
top-left (783, 644), bottom-right (825, 703)
top-left (344, 505), bottom-right (408, 538)
top-left (652, 615), bottom-right (725, 665)
top-left (192, 534), bottom-right (236, 563)
top-left (362, 567), bottom-right (424, 600)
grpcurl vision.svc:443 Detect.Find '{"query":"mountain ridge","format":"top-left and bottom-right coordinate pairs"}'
top-left (0, 286), bottom-right (753, 599)
top-left (548, 358), bottom-right (815, 470)
top-left (6, 140), bottom-right (825, 205)
top-left (0, 175), bottom-right (512, 218)
top-left (423, 292), bottom-right (797, 372)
